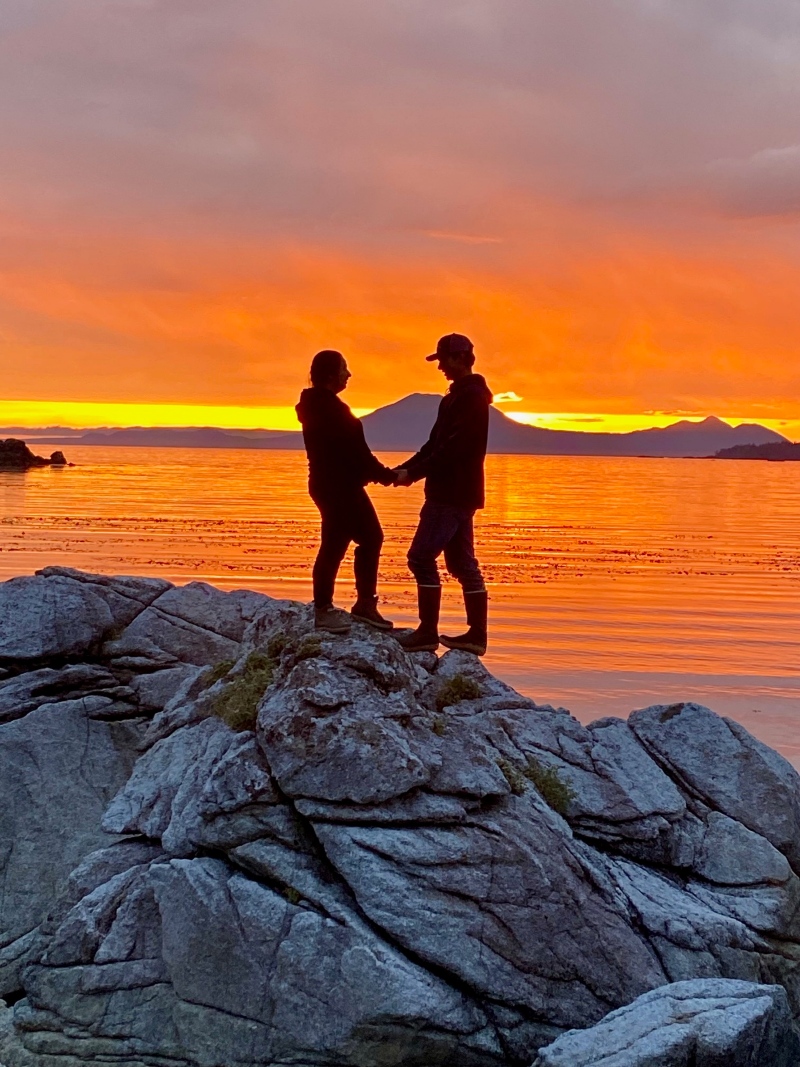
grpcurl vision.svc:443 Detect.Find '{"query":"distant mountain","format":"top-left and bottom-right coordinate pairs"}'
top-left (29, 395), bottom-right (788, 458)
top-left (0, 426), bottom-right (87, 438)
top-left (714, 441), bottom-right (800, 461)
top-left (36, 427), bottom-right (302, 449)
top-left (362, 395), bottom-right (787, 457)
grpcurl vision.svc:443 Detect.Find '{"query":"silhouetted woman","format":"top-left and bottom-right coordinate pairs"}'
top-left (296, 350), bottom-right (395, 633)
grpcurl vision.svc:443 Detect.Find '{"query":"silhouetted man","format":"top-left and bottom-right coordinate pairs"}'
top-left (394, 333), bottom-right (492, 655)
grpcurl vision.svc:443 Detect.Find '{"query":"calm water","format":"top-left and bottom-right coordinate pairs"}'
top-left (2, 446), bottom-right (800, 761)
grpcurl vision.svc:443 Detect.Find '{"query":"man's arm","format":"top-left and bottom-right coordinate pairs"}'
top-left (403, 393), bottom-right (483, 482)
top-left (400, 433), bottom-right (437, 482)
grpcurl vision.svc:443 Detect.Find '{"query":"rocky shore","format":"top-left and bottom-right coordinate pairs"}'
top-left (1, 568), bottom-right (800, 1066)
top-left (0, 440), bottom-right (68, 470)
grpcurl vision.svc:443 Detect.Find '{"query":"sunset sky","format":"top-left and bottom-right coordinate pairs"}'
top-left (2, 1), bottom-right (800, 436)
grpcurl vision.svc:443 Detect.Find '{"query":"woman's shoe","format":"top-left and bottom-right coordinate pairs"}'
top-left (314, 605), bottom-right (352, 634)
top-left (351, 596), bottom-right (393, 630)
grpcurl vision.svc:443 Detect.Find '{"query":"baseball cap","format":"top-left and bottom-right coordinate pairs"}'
top-left (425, 333), bottom-right (474, 361)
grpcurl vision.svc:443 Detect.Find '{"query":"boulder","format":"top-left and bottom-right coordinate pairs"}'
top-left (0, 998), bottom-right (13, 1067)
top-left (0, 440), bottom-right (68, 471)
top-left (630, 702), bottom-right (800, 872)
top-left (533, 978), bottom-right (800, 1066)
top-left (0, 568), bottom-right (169, 666)
top-left (103, 582), bottom-right (272, 666)
top-left (0, 703), bottom-right (144, 996)
top-left (3, 572), bottom-right (800, 1066)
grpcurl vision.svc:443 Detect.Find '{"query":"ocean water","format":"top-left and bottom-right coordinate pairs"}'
top-left (2, 446), bottom-right (799, 761)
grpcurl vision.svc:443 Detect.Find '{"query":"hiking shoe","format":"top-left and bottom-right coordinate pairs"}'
top-left (314, 605), bottom-right (352, 634)
top-left (396, 627), bottom-right (439, 653)
top-left (351, 596), bottom-right (393, 631)
top-left (439, 630), bottom-right (487, 656)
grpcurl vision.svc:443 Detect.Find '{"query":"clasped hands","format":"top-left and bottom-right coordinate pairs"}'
top-left (390, 468), bottom-right (412, 487)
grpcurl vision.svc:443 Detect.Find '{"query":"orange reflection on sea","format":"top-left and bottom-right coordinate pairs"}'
top-left (2, 447), bottom-right (799, 761)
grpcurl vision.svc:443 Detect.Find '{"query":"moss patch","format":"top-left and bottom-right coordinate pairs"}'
top-left (523, 758), bottom-right (576, 816)
top-left (205, 659), bottom-right (235, 686)
top-left (496, 758), bottom-right (527, 796)
top-left (210, 649), bottom-right (279, 732)
top-left (435, 673), bottom-right (481, 711)
top-left (293, 633), bottom-right (324, 662)
top-left (495, 756), bottom-right (576, 813)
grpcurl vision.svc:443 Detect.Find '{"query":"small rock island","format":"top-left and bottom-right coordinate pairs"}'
top-left (1, 568), bottom-right (799, 1067)
top-left (0, 439), bottom-right (69, 470)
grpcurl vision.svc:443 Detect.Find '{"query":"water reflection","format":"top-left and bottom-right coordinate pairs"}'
top-left (1, 446), bottom-right (799, 754)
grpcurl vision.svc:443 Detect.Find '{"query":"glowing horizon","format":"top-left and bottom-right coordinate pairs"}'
top-left (2, 3), bottom-right (800, 426)
top-left (2, 398), bottom-right (798, 441)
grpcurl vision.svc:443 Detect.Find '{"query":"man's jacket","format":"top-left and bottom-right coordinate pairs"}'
top-left (296, 387), bottom-right (394, 500)
top-left (403, 373), bottom-right (493, 510)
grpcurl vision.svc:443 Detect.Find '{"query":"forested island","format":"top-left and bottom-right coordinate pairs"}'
top-left (715, 442), bottom-right (800, 461)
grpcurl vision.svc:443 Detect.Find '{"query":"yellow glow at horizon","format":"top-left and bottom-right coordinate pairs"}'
top-left (1, 399), bottom-right (798, 442)
top-left (0, 399), bottom-right (368, 431)
top-left (505, 411), bottom-right (800, 439)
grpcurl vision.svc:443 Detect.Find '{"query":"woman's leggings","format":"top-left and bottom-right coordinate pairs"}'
top-left (311, 488), bottom-right (384, 608)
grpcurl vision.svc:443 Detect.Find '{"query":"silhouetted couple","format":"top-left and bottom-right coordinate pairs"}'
top-left (295, 333), bottom-right (491, 656)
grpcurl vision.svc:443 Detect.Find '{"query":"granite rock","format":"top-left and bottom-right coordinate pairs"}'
top-left (0, 704), bottom-right (143, 996)
top-left (3, 572), bottom-right (800, 1066)
top-left (533, 978), bottom-right (800, 1066)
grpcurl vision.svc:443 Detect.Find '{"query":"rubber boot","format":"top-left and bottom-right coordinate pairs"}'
top-left (440, 590), bottom-right (488, 656)
top-left (351, 594), bottom-right (393, 630)
top-left (397, 586), bottom-right (441, 652)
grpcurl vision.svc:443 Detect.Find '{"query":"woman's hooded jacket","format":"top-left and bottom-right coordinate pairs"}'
top-left (296, 387), bottom-right (395, 500)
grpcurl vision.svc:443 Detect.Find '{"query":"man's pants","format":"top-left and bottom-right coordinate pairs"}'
top-left (407, 501), bottom-right (485, 591)
top-left (312, 488), bottom-right (383, 608)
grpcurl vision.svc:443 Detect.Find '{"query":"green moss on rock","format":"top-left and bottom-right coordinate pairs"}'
top-left (435, 674), bottom-right (481, 711)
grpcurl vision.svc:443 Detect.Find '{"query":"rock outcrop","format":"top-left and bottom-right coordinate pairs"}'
top-left (534, 979), bottom-right (800, 1066)
top-left (0, 441), bottom-right (68, 470)
top-left (2, 568), bottom-right (800, 1066)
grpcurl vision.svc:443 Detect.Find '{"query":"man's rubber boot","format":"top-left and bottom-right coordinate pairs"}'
top-left (314, 604), bottom-right (352, 634)
top-left (397, 585), bottom-right (441, 652)
top-left (351, 595), bottom-right (393, 630)
top-left (440, 590), bottom-right (488, 656)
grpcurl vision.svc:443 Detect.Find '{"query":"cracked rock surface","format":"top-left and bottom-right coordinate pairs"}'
top-left (533, 978), bottom-right (800, 1066)
top-left (2, 569), bottom-right (800, 1066)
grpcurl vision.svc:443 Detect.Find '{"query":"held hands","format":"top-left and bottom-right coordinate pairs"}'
top-left (392, 468), bottom-right (412, 487)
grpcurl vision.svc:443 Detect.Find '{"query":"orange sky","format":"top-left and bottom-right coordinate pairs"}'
top-left (2, 1), bottom-right (800, 436)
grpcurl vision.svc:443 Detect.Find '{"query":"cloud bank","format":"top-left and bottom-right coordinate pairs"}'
top-left (1, 0), bottom-right (800, 417)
